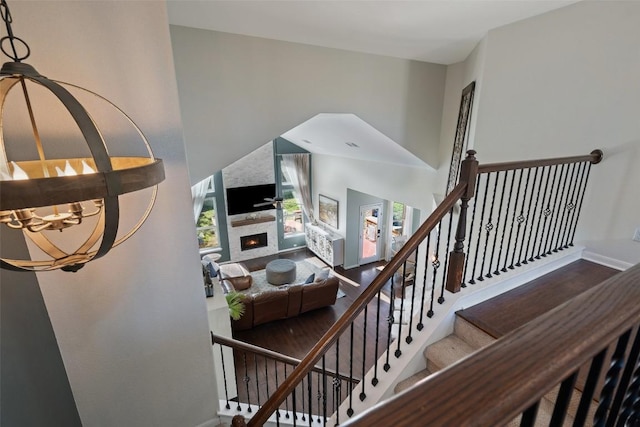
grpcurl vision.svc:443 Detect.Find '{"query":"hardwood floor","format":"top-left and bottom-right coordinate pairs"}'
top-left (457, 259), bottom-right (620, 338)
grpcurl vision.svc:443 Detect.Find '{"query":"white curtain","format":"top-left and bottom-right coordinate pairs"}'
top-left (282, 153), bottom-right (314, 223)
top-left (191, 176), bottom-right (213, 223)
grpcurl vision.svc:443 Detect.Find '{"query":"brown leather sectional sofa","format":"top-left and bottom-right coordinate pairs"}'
top-left (219, 270), bottom-right (339, 331)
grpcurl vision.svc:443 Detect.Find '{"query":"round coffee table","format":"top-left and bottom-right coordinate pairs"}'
top-left (265, 259), bottom-right (297, 285)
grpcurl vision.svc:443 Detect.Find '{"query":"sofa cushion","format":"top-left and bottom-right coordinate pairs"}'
top-left (252, 288), bottom-right (289, 326)
top-left (219, 263), bottom-right (253, 291)
top-left (300, 277), bottom-right (339, 314)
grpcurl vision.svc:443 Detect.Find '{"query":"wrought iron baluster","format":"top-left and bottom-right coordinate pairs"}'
top-left (264, 356), bottom-right (270, 410)
top-left (549, 372), bottom-right (577, 426)
top-left (275, 360), bottom-right (281, 422)
top-left (479, 171), bottom-right (499, 280)
top-left (562, 161), bottom-right (586, 249)
top-left (541, 164), bottom-right (563, 257)
top-left (322, 356), bottom-right (327, 426)
top-left (300, 376), bottom-right (305, 423)
top-left (360, 304), bottom-right (368, 400)
top-left (406, 245), bottom-right (419, 343)
top-left (372, 290), bottom-right (382, 386)
top-left (254, 354), bottom-right (260, 408)
top-left (384, 281), bottom-right (394, 371)
top-left (553, 163), bottom-right (577, 252)
top-left (218, 344), bottom-right (232, 410)
top-left (568, 162), bottom-right (593, 247)
top-left (429, 229), bottom-right (441, 316)
top-left (463, 174), bottom-right (481, 284)
top-left (417, 233), bottom-right (431, 329)
top-left (440, 208), bottom-right (454, 292)
top-left (234, 350), bottom-right (242, 412)
top-left (574, 349), bottom-right (606, 426)
top-left (518, 167), bottom-right (539, 266)
top-left (505, 168), bottom-right (525, 270)
top-left (316, 371), bottom-right (321, 424)
top-left (594, 330), bottom-right (632, 426)
top-left (292, 380), bottom-right (297, 426)
top-left (470, 173), bottom-right (490, 283)
top-left (284, 364), bottom-right (290, 419)
top-left (491, 170), bottom-right (509, 276)
top-left (608, 326), bottom-right (640, 427)
top-left (520, 401), bottom-right (540, 427)
top-left (545, 163), bottom-right (568, 254)
top-left (534, 165), bottom-right (556, 260)
top-left (527, 166), bottom-right (549, 262)
top-left (395, 262), bottom-right (406, 358)
top-left (494, 169), bottom-right (515, 274)
top-left (335, 337), bottom-right (340, 426)
top-left (306, 372), bottom-right (312, 425)
top-left (348, 323), bottom-right (355, 416)
top-left (243, 353), bottom-right (251, 413)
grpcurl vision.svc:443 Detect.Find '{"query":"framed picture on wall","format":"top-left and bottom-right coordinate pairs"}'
top-left (446, 81), bottom-right (476, 195)
top-left (318, 195), bottom-right (339, 229)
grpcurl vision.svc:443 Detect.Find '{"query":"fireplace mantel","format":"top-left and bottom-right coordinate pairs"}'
top-left (230, 214), bottom-right (276, 228)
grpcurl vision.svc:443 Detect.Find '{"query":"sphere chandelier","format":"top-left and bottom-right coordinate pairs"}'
top-left (0, 0), bottom-right (165, 272)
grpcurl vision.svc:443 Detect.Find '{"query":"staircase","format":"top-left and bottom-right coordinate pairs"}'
top-left (394, 316), bottom-right (494, 394)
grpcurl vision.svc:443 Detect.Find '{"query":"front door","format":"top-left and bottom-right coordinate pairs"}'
top-left (358, 203), bottom-right (383, 265)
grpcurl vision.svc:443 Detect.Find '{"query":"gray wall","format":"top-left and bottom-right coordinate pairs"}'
top-left (469, 1), bottom-right (640, 242)
top-left (1, 2), bottom-right (217, 426)
top-left (169, 26), bottom-right (447, 185)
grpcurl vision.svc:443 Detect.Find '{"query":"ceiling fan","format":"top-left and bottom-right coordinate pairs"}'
top-left (253, 197), bottom-right (283, 210)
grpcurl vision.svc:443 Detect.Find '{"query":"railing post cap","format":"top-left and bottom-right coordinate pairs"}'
top-left (466, 149), bottom-right (477, 158)
top-left (590, 149), bottom-right (603, 164)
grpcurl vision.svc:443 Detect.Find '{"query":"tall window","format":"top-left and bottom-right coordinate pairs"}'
top-left (195, 178), bottom-right (220, 250)
top-left (280, 159), bottom-right (305, 237)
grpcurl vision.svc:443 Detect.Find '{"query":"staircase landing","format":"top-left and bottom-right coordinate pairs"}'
top-left (457, 259), bottom-right (620, 338)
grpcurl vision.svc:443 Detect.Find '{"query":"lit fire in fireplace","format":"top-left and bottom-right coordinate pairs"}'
top-left (240, 233), bottom-right (268, 251)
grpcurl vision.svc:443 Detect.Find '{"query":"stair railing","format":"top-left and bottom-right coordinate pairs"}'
top-left (212, 332), bottom-right (358, 424)
top-left (233, 149), bottom-right (603, 426)
top-left (342, 263), bottom-right (640, 426)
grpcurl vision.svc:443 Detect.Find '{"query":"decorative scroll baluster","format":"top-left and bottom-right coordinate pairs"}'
top-left (243, 353), bottom-right (251, 413)
top-left (542, 165), bottom-right (564, 256)
top-left (428, 237), bottom-right (441, 317)
top-left (493, 170), bottom-right (514, 275)
top-left (545, 163), bottom-right (568, 255)
top-left (533, 165), bottom-right (555, 260)
top-left (334, 338), bottom-right (340, 425)
top-left (553, 163), bottom-right (577, 252)
top-left (479, 172), bottom-right (499, 280)
top-left (469, 174), bottom-right (490, 284)
top-left (562, 161), bottom-right (586, 249)
top-left (384, 282), bottom-right (394, 371)
top-left (518, 167), bottom-right (538, 266)
top-left (607, 326), bottom-right (640, 426)
top-left (539, 165), bottom-right (561, 258)
top-left (594, 330), bottom-right (632, 426)
top-left (527, 166), bottom-right (548, 263)
top-left (488, 171), bottom-right (508, 276)
top-left (316, 371), bottom-right (321, 424)
top-left (504, 168), bottom-right (525, 270)
top-left (322, 356), bottom-right (327, 426)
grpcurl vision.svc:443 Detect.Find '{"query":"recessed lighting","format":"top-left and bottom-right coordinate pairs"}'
top-left (345, 142), bottom-right (359, 148)
top-left (302, 139), bottom-right (312, 144)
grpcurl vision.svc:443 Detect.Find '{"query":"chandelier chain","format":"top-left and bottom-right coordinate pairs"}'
top-left (0, 0), bottom-right (30, 62)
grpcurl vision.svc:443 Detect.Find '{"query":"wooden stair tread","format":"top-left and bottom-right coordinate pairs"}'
top-left (425, 335), bottom-right (476, 372)
top-left (394, 369), bottom-right (432, 394)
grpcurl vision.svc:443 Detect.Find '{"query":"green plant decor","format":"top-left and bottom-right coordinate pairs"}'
top-left (225, 291), bottom-right (245, 321)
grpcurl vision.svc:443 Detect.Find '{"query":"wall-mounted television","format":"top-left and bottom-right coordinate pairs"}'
top-left (226, 183), bottom-right (277, 216)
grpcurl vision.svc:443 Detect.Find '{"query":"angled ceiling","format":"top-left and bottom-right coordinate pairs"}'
top-left (166, 0), bottom-right (579, 64)
top-left (281, 114), bottom-right (432, 169)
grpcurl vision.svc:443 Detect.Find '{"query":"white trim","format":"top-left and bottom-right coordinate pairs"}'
top-left (582, 250), bottom-right (631, 271)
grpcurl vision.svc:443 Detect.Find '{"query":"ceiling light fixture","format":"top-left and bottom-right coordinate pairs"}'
top-left (0, 0), bottom-right (164, 272)
top-left (345, 142), bottom-right (359, 148)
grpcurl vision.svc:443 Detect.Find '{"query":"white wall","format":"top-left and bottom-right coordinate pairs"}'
top-left (169, 26), bottom-right (447, 185)
top-left (468, 1), bottom-right (640, 242)
top-left (8, 2), bottom-right (217, 426)
top-left (312, 154), bottom-right (437, 239)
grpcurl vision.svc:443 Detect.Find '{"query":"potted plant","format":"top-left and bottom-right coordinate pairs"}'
top-left (225, 290), bottom-right (245, 321)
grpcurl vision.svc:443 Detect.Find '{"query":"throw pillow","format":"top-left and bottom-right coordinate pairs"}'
top-left (304, 273), bottom-right (315, 284)
top-left (315, 268), bottom-right (330, 281)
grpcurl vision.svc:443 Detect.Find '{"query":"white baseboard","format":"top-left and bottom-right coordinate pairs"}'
top-left (582, 250), bottom-right (633, 271)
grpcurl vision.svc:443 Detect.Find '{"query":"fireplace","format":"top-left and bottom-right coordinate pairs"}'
top-left (240, 233), bottom-right (268, 251)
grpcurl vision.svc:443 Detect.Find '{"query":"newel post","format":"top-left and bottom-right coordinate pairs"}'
top-left (445, 150), bottom-right (479, 293)
top-left (231, 415), bottom-right (247, 427)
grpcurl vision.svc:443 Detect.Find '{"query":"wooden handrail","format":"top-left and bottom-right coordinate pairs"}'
top-left (343, 264), bottom-right (640, 426)
top-left (245, 182), bottom-right (470, 426)
top-left (211, 332), bottom-right (358, 383)
top-left (477, 149), bottom-right (603, 174)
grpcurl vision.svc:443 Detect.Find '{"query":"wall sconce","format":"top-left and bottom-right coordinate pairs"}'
top-left (0, 0), bottom-right (164, 272)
